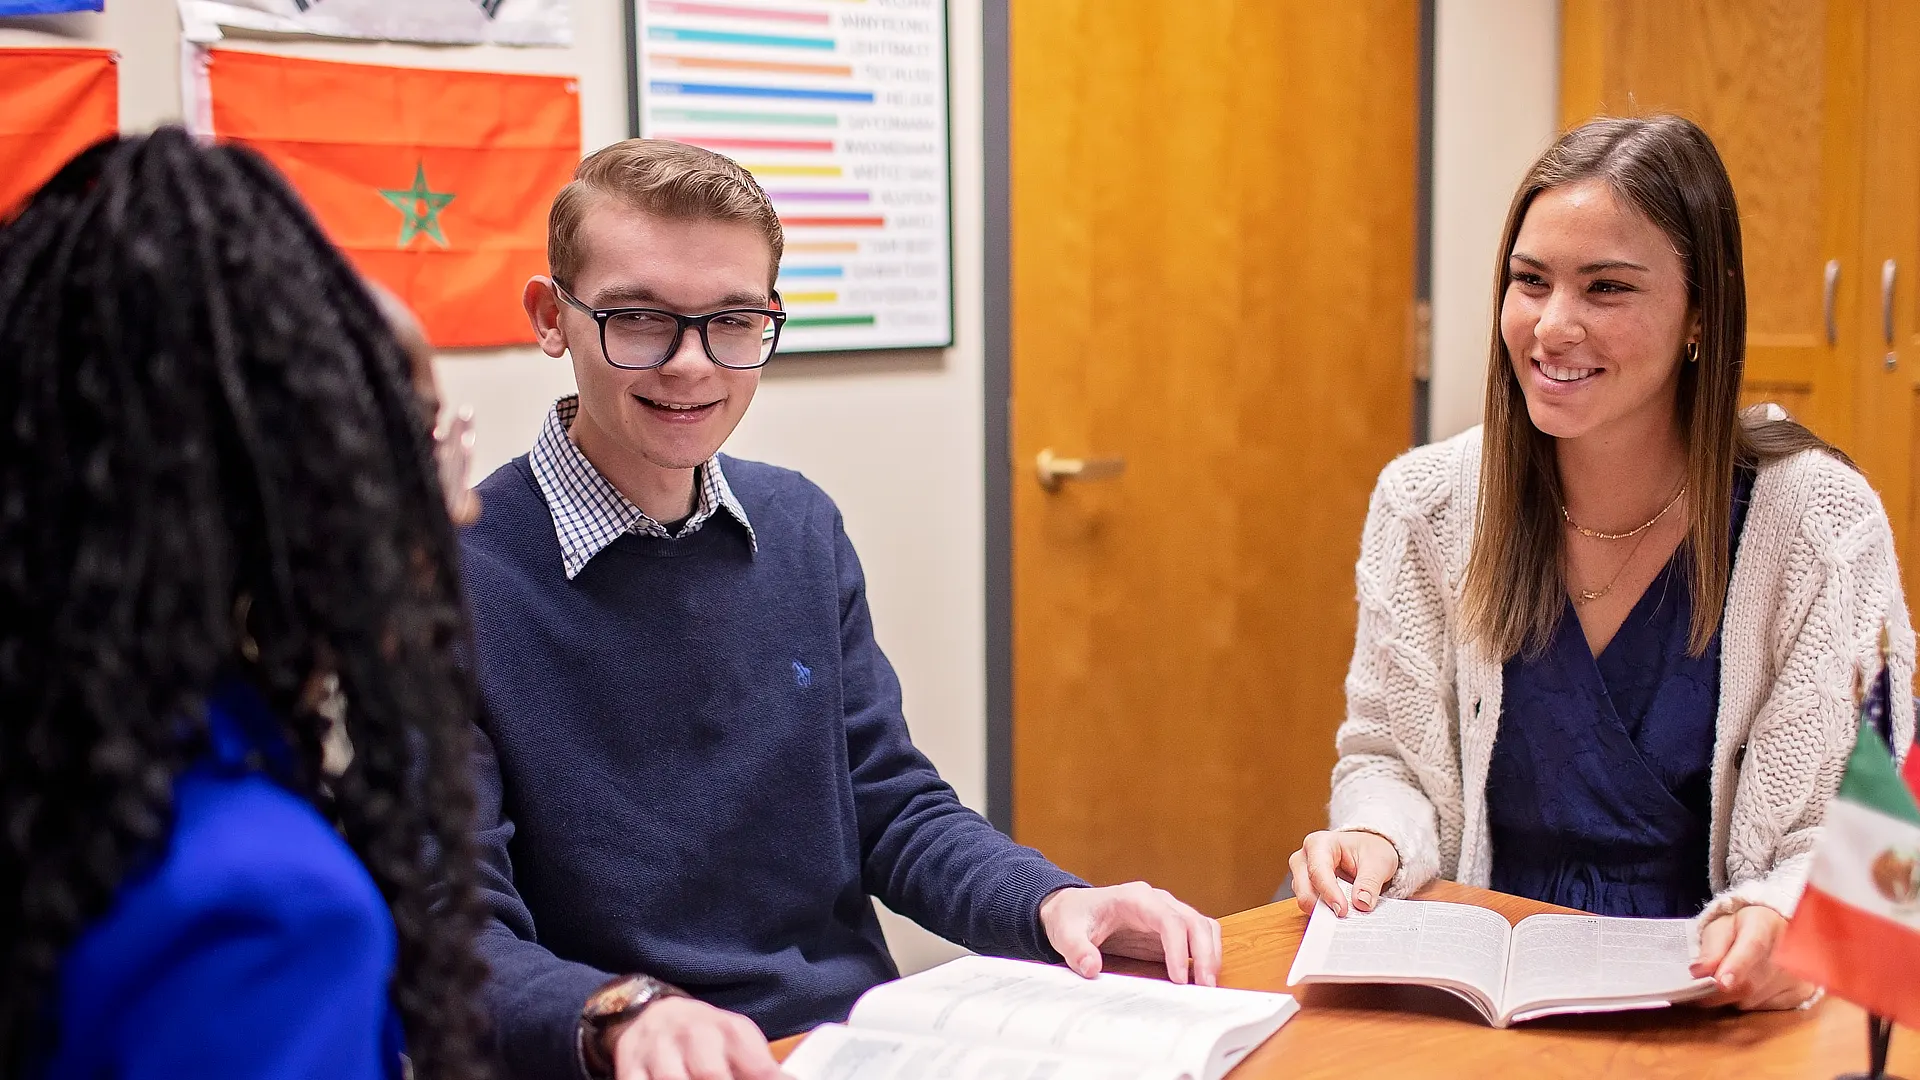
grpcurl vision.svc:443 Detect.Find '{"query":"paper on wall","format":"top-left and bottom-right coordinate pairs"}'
top-left (177, 0), bottom-right (570, 47)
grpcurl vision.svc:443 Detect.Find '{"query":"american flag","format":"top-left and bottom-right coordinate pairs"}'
top-left (1864, 624), bottom-right (1920, 801)
top-left (1862, 642), bottom-right (1893, 752)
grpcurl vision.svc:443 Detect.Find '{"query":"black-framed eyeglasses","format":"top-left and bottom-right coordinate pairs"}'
top-left (554, 282), bottom-right (786, 370)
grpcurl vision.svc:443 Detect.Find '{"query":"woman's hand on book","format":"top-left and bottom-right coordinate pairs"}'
top-left (1039, 882), bottom-right (1223, 987)
top-left (609, 996), bottom-right (781, 1080)
top-left (1689, 904), bottom-right (1818, 1010)
top-left (1287, 830), bottom-right (1400, 916)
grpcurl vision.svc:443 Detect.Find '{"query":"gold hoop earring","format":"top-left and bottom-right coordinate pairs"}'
top-left (232, 593), bottom-right (261, 664)
top-left (1685, 341), bottom-right (1700, 364)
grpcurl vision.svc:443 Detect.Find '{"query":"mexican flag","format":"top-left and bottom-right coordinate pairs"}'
top-left (0, 47), bottom-right (117, 219)
top-left (1775, 685), bottom-right (1920, 1031)
top-left (205, 49), bottom-right (580, 348)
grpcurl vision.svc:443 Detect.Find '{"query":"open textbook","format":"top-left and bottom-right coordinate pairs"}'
top-left (780, 955), bottom-right (1299, 1080)
top-left (1285, 890), bottom-right (1716, 1027)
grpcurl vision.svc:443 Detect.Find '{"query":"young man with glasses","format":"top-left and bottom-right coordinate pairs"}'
top-left (461, 139), bottom-right (1221, 1080)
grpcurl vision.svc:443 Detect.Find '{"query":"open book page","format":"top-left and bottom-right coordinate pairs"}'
top-left (845, 956), bottom-right (1296, 1080)
top-left (781, 1024), bottom-right (1184, 1080)
top-left (1500, 914), bottom-right (1714, 1023)
top-left (1285, 895), bottom-right (1511, 1022)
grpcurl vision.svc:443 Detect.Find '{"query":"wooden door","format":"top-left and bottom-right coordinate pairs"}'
top-left (1860, 0), bottom-right (1920, 584)
top-left (1009, 0), bottom-right (1419, 916)
top-left (1561, 0), bottom-right (1867, 447)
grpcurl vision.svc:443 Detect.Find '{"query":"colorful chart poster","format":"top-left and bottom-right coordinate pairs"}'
top-left (633, 0), bottom-right (952, 353)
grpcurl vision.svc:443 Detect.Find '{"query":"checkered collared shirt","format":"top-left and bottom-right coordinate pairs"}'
top-left (527, 395), bottom-right (756, 579)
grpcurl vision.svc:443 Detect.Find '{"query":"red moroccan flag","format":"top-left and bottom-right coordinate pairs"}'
top-left (0, 47), bottom-right (117, 219)
top-left (207, 50), bottom-right (580, 348)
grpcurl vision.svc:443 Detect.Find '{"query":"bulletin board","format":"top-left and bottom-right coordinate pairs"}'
top-left (627, 0), bottom-right (954, 353)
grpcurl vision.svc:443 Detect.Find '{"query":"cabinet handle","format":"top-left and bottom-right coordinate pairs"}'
top-left (1824, 259), bottom-right (1840, 346)
top-left (1883, 259), bottom-right (1898, 346)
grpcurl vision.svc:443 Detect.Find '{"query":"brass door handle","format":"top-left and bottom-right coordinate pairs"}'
top-left (1884, 259), bottom-right (1900, 369)
top-left (1036, 448), bottom-right (1126, 491)
top-left (1824, 258), bottom-right (1840, 346)
top-left (1884, 258), bottom-right (1898, 346)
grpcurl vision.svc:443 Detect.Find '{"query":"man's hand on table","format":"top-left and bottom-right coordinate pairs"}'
top-left (609, 996), bottom-right (781, 1080)
top-left (1690, 904), bottom-right (1818, 1011)
top-left (1039, 882), bottom-right (1222, 987)
top-left (1288, 829), bottom-right (1400, 915)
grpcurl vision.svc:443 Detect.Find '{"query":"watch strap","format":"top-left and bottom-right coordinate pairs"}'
top-left (576, 974), bottom-right (688, 1079)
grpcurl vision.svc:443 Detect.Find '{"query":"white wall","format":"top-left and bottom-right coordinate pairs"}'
top-left (2, 0), bottom-right (977, 972)
top-left (6, 0), bottom-right (1562, 963)
top-left (1429, 0), bottom-right (1560, 440)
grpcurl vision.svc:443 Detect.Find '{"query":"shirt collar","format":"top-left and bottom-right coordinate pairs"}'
top-left (527, 395), bottom-right (756, 579)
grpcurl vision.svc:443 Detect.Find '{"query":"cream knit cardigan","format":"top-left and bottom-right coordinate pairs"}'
top-left (1328, 426), bottom-right (1917, 923)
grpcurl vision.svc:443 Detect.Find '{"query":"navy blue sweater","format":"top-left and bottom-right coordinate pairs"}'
top-left (461, 454), bottom-right (1085, 1079)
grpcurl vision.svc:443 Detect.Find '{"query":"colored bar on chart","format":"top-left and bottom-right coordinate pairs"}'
top-left (664, 135), bottom-right (835, 152)
top-left (781, 215), bottom-right (885, 228)
top-left (648, 26), bottom-right (835, 50)
top-left (651, 81), bottom-right (875, 104)
top-left (649, 55), bottom-right (854, 78)
top-left (635, 0), bottom-right (948, 352)
top-left (652, 107), bottom-right (838, 126)
top-left (746, 164), bottom-right (844, 177)
top-left (766, 190), bottom-right (870, 202)
top-left (787, 314), bottom-right (878, 328)
top-left (647, 0), bottom-right (831, 24)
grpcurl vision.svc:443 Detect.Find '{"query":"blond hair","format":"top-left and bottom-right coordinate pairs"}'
top-left (547, 139), bottom-right (783, 287)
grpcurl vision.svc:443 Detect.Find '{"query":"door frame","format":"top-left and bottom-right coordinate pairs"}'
top-left (982, 0), bottom-right (1014, 833)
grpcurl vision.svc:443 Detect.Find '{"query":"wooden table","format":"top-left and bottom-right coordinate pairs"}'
top-left (773, 882), bottom-right (1917, 1078)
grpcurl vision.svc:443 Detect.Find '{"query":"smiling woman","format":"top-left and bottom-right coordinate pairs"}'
top-left (1499, 181), bottom-right (1698, 630)
top-left (1287, 115), bottom-right (1917, 1015)
top-left (1467, 117), bottom-right (1835, 662)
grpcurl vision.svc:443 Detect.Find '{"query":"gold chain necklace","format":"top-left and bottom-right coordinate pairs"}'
top-left (1561, 483), bottom-right (1687, 541)
top-left (1573, 522), bottom-right (1655, 605)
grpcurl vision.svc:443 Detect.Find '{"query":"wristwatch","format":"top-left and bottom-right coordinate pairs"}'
top-left (576, 974), bottom-right (688, 1079)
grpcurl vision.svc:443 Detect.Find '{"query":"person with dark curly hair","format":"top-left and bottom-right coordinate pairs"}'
top-left (0, 128), bottom-right (493, 1079)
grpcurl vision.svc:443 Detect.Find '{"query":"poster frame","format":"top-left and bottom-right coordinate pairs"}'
top-left (623, 0), bottom-right (956, 356)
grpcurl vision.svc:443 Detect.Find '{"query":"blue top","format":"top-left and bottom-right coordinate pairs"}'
top-left (39, 680), bottom-right (402, 1080)
top-left (461, 453), bottom-right (1087, 1080)
top-left (1488, 470), bottom-right (1755, 918)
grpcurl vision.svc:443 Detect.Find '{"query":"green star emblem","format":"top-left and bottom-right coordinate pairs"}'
top-left (378, 162), bottom-right (456, 248)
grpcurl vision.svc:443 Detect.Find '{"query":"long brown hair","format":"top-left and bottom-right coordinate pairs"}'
top-left (1461, 115), bottom-right (1843, 661)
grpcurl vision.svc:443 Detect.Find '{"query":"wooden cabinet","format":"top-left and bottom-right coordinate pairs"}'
top-left (1563, 0), bottom-right (1919, 600)
top-left (1860, 0), bottom-right (1920, 598)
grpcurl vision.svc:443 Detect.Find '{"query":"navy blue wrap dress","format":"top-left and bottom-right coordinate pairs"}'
top-left (1487, 469), bottom-right (1755, 917)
